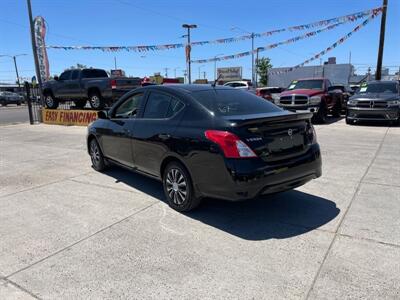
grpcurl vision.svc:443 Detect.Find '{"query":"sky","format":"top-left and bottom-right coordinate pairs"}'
top-left (0, 0), bottom-right (399, 83)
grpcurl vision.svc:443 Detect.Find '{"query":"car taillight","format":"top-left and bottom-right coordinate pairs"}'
top-left (204, 130), bottom-right (257, 158)
top-left (110, 79), bottom-right (117, 89)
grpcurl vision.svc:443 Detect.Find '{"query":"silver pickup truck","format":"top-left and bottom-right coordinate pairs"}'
top-left (42, 68), bottom-right (142, 109)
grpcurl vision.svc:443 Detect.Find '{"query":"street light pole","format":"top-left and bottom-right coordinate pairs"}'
top-left (213, 53), bottom-right (224, 81)
top-left (182, 24), bottom-right (197, 84)
top-left (255, 47), bottom-right (261, 88)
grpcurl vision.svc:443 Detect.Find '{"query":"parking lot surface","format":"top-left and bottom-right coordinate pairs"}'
top-left (0, 120), bottom-right (399, 299)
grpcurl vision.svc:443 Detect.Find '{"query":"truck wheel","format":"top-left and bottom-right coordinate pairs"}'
top-left (312, 104), bottom-right (327, 124)
top-left (332, 101), bottom-right (342, 117)
top-left (44, 94), bottom-right (59, 109)
top-left (74, 99), bottom-right (87, 109)
top-left (89, 92), bottom-right (104, 110)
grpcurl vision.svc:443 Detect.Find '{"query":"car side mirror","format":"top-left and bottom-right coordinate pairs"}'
top-left (54, 76), bottom-right (59, 81)
top-left (97, 110), bottom-right (108, 119)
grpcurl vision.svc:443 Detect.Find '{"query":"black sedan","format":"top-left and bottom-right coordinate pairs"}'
top-left (346, 81), bottom-right (400, 125)
top-left (87, 85), bottom-right (322, 211)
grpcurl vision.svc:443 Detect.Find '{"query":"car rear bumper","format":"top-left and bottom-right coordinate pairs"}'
top-left (347, 107), bottom-right (400, 121)
top-left (194, 144), bottom-right (322, 201)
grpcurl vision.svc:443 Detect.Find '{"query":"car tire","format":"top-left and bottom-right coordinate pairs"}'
top-left (74, 99), bottom-right (87, 109)
top-left (89, 92), bottom-right (104, 110)
top-left (89, 138), bottom-right (107, 172)
top-left (163, 161), bottom-right (201, 212)
top-left (1, 101), bottom-right (6, 106)
top-left (44, 93), bottom-right (59, 109)
top-left (312, 104), bottom-right (327, 124)
top-left (332, 101), bottom-right (342, 117)
top-left (17, 102), bottom-right (21, 106)
top-left (345, 117), bottom-right (354, 125)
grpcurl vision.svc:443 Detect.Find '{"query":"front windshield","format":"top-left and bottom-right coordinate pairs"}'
top-left (358, 82), bottom-right (398, 94)
top-left (287, 80), bottom-right (323, 90)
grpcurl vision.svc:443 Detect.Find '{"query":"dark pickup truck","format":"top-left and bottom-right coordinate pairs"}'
top-left (42, 68), bottom-right (142, 109)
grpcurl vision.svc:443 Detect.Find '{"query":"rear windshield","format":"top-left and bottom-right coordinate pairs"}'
top-left (191, 89), bottom-right (281, 116)
top-left (358, 82), bottom-right (398, 94)
top-left (288, 80), bottom-right (323, 90)
top-left (81, 69), bottom-right (108, 78)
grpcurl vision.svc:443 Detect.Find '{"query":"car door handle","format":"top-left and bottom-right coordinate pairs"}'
top-left (158, 133), bottom-right (170, 140)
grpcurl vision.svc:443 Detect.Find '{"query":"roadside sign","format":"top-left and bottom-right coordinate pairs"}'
top-left (217, 67), bottom-right (242, 81)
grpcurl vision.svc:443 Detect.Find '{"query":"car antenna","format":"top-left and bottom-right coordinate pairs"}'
top-left (212, 74), bottom-right (223, 87)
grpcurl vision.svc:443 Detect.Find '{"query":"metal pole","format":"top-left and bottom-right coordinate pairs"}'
top-left (25, 81), bottom-right (34, 124)
top-left (13, 56), bottom-right (21, 88)
top-left (255, 48), bottom-right (259, 88)
top-left (114, 57), bottom-right (117, 69)
top-left (251, 33), bottom-right (255, 84)
top-left (214, 59), bottom-right (217, 81)
top-left (187, 28), bottom-right (191, 84)
top-left (27, 0), bottom-right (43, 101)
top-left (376, 0), bottom-right (388, 80)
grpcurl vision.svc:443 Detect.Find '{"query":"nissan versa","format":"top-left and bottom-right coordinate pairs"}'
top-left (87, 85), bottom-right (322, 211)
top-left (346, 81), bottom-right (400, 125)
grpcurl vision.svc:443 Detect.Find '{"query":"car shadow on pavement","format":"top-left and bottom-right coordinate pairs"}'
top-left (318, 116), bottom-right (344, 125)
top-left (104, 168), bottom-right (340, 241)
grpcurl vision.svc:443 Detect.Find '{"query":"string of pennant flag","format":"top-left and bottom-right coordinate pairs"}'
top-left (44, 7), bottom-right (382, 53)
top-left (268, 14), bottom-right (378, 75)
top-left (191, 8), bottom-right (382, 64)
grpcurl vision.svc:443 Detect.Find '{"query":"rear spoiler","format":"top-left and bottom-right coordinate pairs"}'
top-left (227, 112), bottom-right (313, 127)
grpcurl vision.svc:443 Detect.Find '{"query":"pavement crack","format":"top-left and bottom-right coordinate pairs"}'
top-left (304, 126), bottom-right (390, 300)
top-left (2, 278), bottom-right (42, 300)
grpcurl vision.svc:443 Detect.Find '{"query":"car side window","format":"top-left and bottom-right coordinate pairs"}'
top-left (143, 92), bottom-right (172, 119)
top-left (166, 97), bottom-right (185, 118)
top-left (59, 71), bottom-right (72, 81)
top-left (71, 70), bottom-right (79, 80)
top-left (114, 93), bottom-right (144, 119)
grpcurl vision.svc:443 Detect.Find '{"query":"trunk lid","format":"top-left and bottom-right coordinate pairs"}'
top-left (225, 112), bottom-right (313, 162)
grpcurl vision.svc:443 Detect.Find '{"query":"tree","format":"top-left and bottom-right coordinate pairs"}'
top-left (68, 63), bottom-right (88, 70)
top-left (256, 57), bottom-right (272, 86)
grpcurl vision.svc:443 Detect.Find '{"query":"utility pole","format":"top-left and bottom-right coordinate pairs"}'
top-left (376, 0), bottom-right (388, 80)
top-left (114, 57), bottom-right (117, 69)
top-left (203, 71), bottom-right (206, 79)
top-left (164, 67), bottom-right (169, 78)
top-left (182, 24), bottom-right (197, 84)
top-left (0, 54), bottom-right (26, 87)
top-left (13, 56), bottom-right (21, 87)
top-left (251, 32), bottom-right (255, 85)
top-left (27, 0), bottom-right (43, 97)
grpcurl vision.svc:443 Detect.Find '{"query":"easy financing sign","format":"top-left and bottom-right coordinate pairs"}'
top-left (42, 109), bottom-right (98, 126)
top-left (217, 67), bottom-right (242, 81)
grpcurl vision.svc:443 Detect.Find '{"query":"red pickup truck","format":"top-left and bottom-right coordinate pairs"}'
top-left (275, 78), bottom-right (341, 123)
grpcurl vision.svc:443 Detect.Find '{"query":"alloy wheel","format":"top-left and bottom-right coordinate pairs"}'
top-left (90, 95), bottom-right (100, 109)
top-left (166, 168), bottom-right (187, 205)
top-left (45, 95), bottom-right (53, 107)
top-left (90, 140), bottom-right (100, 167)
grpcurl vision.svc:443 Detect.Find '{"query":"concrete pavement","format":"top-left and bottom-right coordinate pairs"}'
top-left (0, 120), bottom-right (399, 299)
top-left (0, 105), bottom-right (30, 125)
